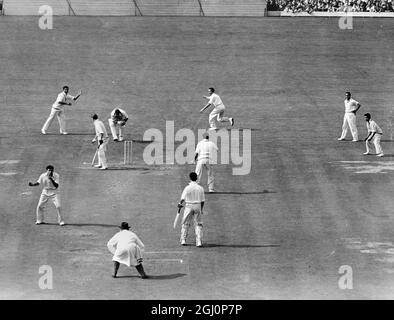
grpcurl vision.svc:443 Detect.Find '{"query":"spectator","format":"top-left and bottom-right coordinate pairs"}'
top-left (268, 0), bottom-right (394, 12)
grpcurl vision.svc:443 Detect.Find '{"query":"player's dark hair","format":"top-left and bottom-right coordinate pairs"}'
top-left (114, 109), bottom-right (121, 114)
top-left (46, 165), bottom-right (54, 171)
top-left (345, 91), bottom-right (351, 96)
top-left (189, 172), bottom-right (197, 181)
top-left (203, 133), bottom-right (209, 140)
top-left (209, 87), bottom-right (215, 93)
top-left (364, 113), bottom-right (371, 118)
top-left (92, 114), bottom-right (98, 120)
top-left (63, 86), bottom-right (69, 90)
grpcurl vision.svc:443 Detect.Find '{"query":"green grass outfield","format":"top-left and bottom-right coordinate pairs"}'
top-left (1, 16), bottom-right (394, 299)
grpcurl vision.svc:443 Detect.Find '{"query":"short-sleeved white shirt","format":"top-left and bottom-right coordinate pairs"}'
top-left (181, 181), bottom-right (205, 204)
top-left (37, 172), bottom-right (59, 195)
top-left (52, 92), bottom-right (75, 110)
top-left (111, 108), bottom-right (129, 121)
top-left (93, 119), bottom-right (108, 139)
top-left (208, 93), bottom-right (225, 109)
top-left (195, 139), bottom-right (218, 161)
top-left (344, 98), bottom-right (359, 113)
top-left (366, 120), bottom-right (383, 134)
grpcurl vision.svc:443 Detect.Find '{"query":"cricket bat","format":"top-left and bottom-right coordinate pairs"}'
top-left (173, 207), bottom-right (182, 229)
top-left (91, 149), bottom-right (98, 166)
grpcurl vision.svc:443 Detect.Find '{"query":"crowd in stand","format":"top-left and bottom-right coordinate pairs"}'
top-left (267, 0), bottom-right (394, 12)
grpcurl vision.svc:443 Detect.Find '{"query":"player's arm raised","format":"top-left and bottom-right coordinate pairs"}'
top-left (48, 175), bottom-right (59, 189)
top-left (73, 90), bottom-right (82, 101)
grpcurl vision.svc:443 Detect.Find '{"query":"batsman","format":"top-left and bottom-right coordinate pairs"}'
top-left (176, 172), bottom-right (205, 247)
top-left (108, 107), bottom-right (129, 142)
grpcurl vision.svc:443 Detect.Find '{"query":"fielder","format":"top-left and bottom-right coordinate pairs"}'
top-left (363, 113), bottom-right (384, 157)
top-left (108, 108), bottom-right (129, 142)
top-left (41, 86), bottom-right (81, 135)
top-left (107, 222), bottom-right (148, 278)
top-left (338, 91), bottom-right (361, 142)
top-left (200, 87), bottom-right (234, 131)
top-left (91, 114), bottom-right (109, 170)
top-left (195, 133), bottom-right (218, 193)
top-left (178, 172), bottom-right (205, 247)
top-left (28, 165), bottom-right (65, 226)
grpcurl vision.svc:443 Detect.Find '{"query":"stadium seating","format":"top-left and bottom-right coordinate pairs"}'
top-left (267, 0), bottom-right (394, 12)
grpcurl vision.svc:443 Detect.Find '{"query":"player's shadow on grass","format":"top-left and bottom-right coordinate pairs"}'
top-left (203, 244), bottom-right (280, 248)
top-left (132, 139), bottom-right (155, 143)
top-left (116, 273), bottom-right (186, 280)
top-left (205, 191), bottom-right (276, 195)
top-left (62, 223), bottom-right (119, 228)
top-left (106, 167), bottom-right (151, 171)
top-left (63, 133), bottom-right (94, 136)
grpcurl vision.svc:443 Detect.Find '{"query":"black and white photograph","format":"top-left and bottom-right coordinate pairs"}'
top-left (1, 0), bottom-right (394, 307)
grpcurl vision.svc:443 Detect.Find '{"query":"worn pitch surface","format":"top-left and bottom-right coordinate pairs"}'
top-left (1, 16), bottom-right (394, 299)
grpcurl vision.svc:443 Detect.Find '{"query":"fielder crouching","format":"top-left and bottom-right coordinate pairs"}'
top-left (178, 172), bottom-right (205, 247)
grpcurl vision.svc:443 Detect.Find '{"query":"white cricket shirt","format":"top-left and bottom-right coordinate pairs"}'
top-left (208, 93), bottom-right (225, 109)
top-left (344, 98), bottom-right (359, 113)
top-left (37, 172), bottom-right (59, 195)
top-left (52, 92), bottom-right (75, 110)
top-left (366, 120), bottom-right (383, 134)
top-left (181, 181), bottom-right (205, 204)
top-left (195, 139), bottom-right (218, 161)
top-left (93, 119), bottom-right (109, 139)
top-left (111, 108), bottom-right (129, 121)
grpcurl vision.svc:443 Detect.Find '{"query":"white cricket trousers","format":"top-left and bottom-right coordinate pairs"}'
top-left (340, 112), bottom-right (358, 140)
top-left (36, 192), bottom-right (63, 223)
top-left (180, 203), bottom-right (203, 243)
top-left (209, 105), bottom-right (230, 129)
top-left (108, 119), bottom-right (125, 140)
top-left (42, 108), bottom-right (66, 133)
top-left (195, 158), bottom-right (214, 192)
top-left (366, 134), bottom-right (383, 154)
top-left (98, 138), bottom-right (109, 168)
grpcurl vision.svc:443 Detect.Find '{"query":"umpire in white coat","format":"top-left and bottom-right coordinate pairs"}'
top-left (107, 222), bottom-right (148, 278)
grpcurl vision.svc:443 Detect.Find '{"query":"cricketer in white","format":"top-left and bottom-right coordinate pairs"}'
top-left (364, 113), bottom-right (384, 157)
top-left (28, 165), bottom-right (64, 226)
top-left (108, 107), bottom-right (129, 142)
top-left (41, 86), bottom-right (81, 135)
top-left (195, 133), bottom-right (218, 193)
top-left (178, 172), bottom-right (205, 247)
top-left (200, 87), bottom-right (234, 130)
top-left (107, 222), bottom-right (148, 278)
top-left (91, 113), bottom-right (109, 170)
top-left (338, 91), bottom-right (361, 142)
